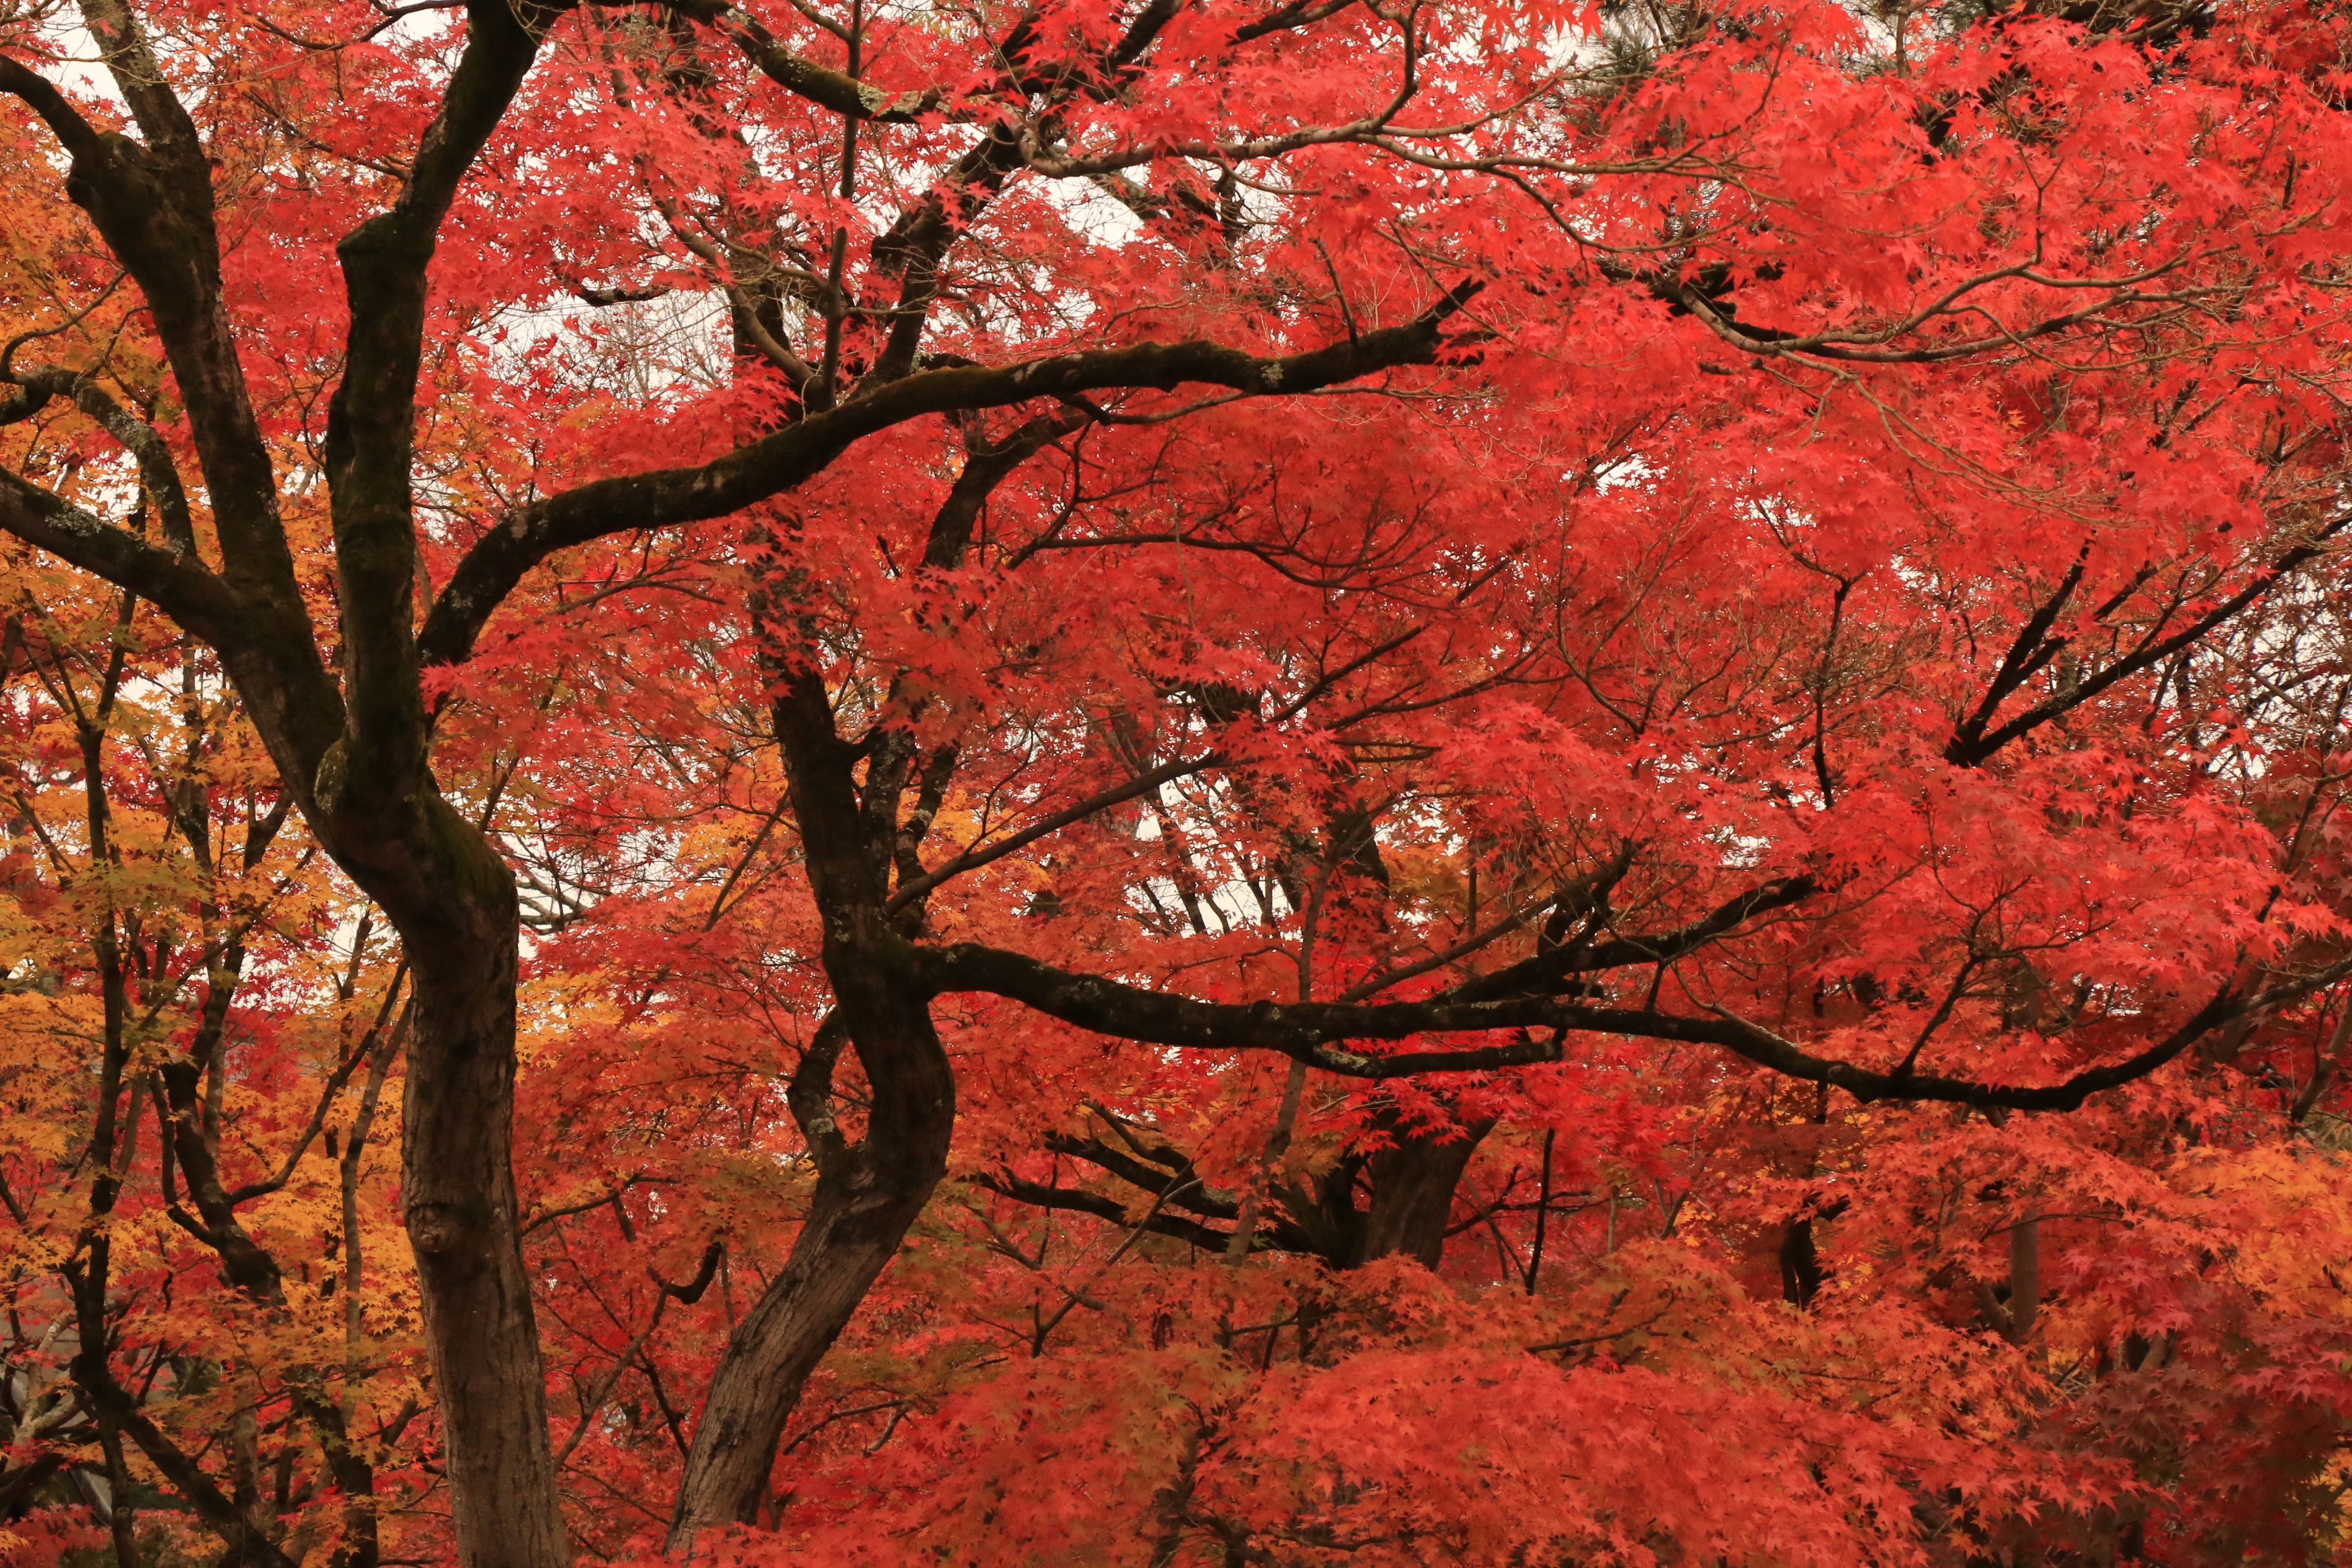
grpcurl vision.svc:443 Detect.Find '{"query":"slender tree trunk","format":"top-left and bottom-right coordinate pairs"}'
top-left (1780, 1219), bottom-right (1826, 1306)
top-left (662, 1084), bottom-right (951, 1547)
top-left (666, 674), bottom-right (957, 1550)
top-left (2006, 1214), bottom-right (2040, 1348)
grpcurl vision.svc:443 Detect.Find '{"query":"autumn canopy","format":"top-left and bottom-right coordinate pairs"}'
top-left (3, 0), bottom-right (2352, 1561)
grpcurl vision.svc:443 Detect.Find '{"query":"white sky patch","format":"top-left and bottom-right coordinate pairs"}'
top-left (30, 19), bottom-right (122, 106)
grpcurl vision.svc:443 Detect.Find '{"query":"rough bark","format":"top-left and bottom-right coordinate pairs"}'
top-left (3, 4), bottom-right (572, 1559)
top-left (397, 844), bottom-right (567, 1567)
top-left (662, 1095), bottom-right (950, 1544)
top-left (2006, 1215), bottom-right (2041, 1348)
top-left (1350, 1115), bottom-right (1497, 1269)
top-left (666, 671), bottom-right (957, 1549)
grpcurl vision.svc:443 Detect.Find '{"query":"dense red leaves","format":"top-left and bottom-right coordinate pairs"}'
top-left (8, 0), bottom-right (2352, 1562)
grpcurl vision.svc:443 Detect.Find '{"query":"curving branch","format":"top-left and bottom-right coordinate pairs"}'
top-left (3, 366), bottom-right (199, 555)
top-left (970, 1170), bottom-right (1241, 1254)
top-left (1444, 874), bottom-right (1818, 1003)
top-left (923, 932), bottom-right (2352, 1112)
top-left (1, 32), bottom-right (304, 615)
top-left (1043, 1130), bottom-right (1242, 1220)
top-left (0, 464), bottom-right (243, 643)
top-left (669, 0), bottom-right (957, 122)
top-left (418, 282), bottom-right (1481, 668)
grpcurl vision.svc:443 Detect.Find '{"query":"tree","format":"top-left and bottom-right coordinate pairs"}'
top-left (4, 0), bottom-right (2352, 1562)
top-left (0, 551), bottom-right (420, 1567)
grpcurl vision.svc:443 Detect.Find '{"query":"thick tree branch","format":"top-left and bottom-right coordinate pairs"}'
top-left (0, 54), bottom-right (107, 157)
top-left (1444, 874), bottom-right (1818, 1003)
top-left (923, 939), bottom-right (2352, 1111)
top-left (653, 1240), bottom-right (725, 1304)
top-left (669, 0), bottom-right (954, 122)
top-left (0, 465), bottom-right (244, 642)
top-left (323, 0), bottom-right (560, 810)
top-left (419, 286), bottom-right (1479, 668)
top-left (1042, 1131), bottom-right (1242, 1220)
top-left (74, 0), bottom-right (204, 150)
top-left (4, 26), bottom-right (313, 638)
top-left (970, 1170), bottom-right (1242, 1254)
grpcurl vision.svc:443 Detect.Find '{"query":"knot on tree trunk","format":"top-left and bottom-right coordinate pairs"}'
top-left (405, 1199), bottom-right (472, 1255)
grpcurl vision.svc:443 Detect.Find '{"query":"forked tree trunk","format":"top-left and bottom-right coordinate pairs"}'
top-left (665, 674), bottom-right (958, 1551)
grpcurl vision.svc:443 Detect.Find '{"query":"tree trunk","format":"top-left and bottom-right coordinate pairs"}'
top-left (666, 673), bottom-right (958, 1550)
top-left (1349, 1113), bottom-right (1496, 1269)
top-left (400, 956), bottom-right (566, 1567)
top-left (1780, 1219), bottom-right (1826, 1306)
top-left (320, 791), bottom-right (567, 1568)
top-left (662, 1076), bottom-right (951, 1547)
top-left (2006, 1214), bottom-right (2040, 1348)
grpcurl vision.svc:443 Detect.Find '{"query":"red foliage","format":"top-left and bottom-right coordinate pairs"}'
top-left (6, 0), bottom-right (2352, 1563)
